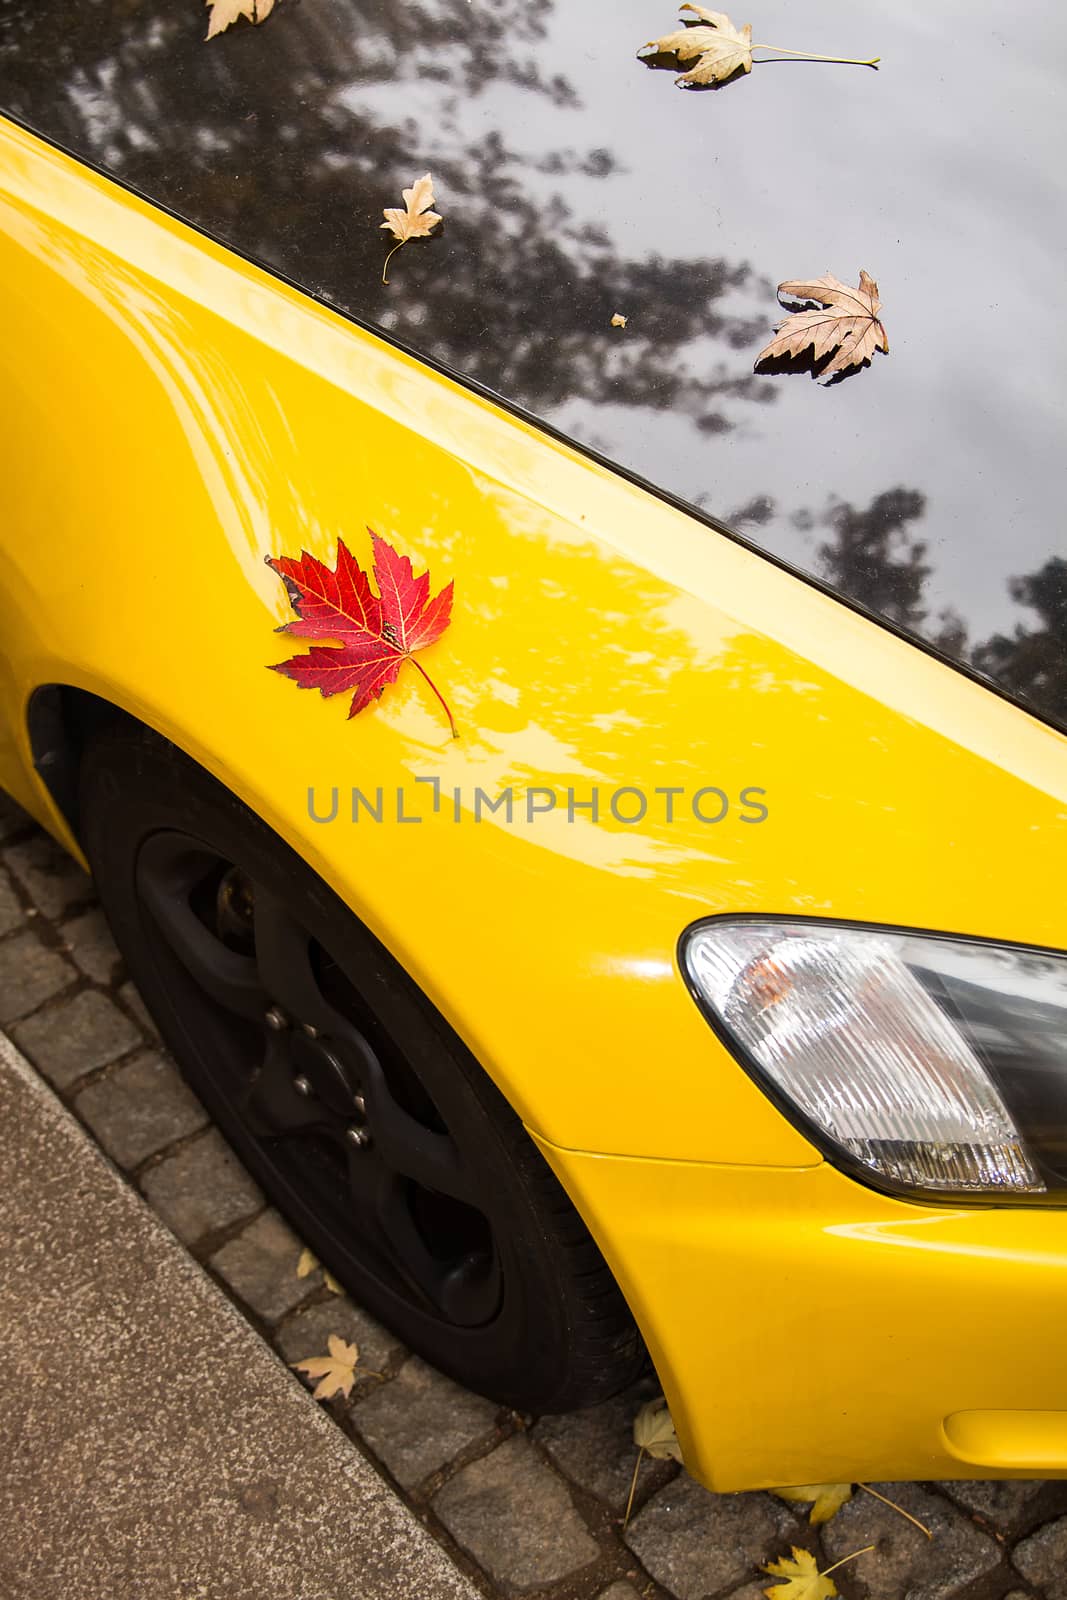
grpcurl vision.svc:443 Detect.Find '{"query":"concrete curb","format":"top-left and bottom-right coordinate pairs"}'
top-left (0, 1029), bottom-right (479, 1600)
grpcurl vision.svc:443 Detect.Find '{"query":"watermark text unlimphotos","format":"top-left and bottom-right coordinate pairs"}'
top-left (307, 779), bottom-right (768, 826)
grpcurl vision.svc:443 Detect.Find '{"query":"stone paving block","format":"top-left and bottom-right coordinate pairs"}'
top-left (13, 989), bottom-right (141, 1089)
top-left (0, 931), bottom-right (73, 1025)
top-left (74, 1049), bottom-right (208, 1166)
top-left (434, 1433), bottom-right (599, 1592)
top-left (939, 1479), bottom-right (1044, 1530)
top-left (60, 907), bottom-right (122, 984)
top-left (209, 1210), bottom-right (309, 1322)
top-left (821, 1482), bottom-right (1001, 1600)
top-left (1012, 1514), bottom-right (1067, 1600)
top-left (0, 872), bottom-right (22, 936)
top-left (140, 1127), bottom-right (264, 1244)
top-left (4, 832), bottom-right (91, 919)
top-left (352, 1356), bottom-right (498, 1489)
top-left (597, 1584), bottom-right (643, 1600)
top-left (535, 1377), bottom-right (663, 1512)
top-left (276, 1295), bottom-right (399, 1377)
top-left (625, 1477), bottom-right (797, 1600)
top-left (118, 979), bottom-right (159, 1038)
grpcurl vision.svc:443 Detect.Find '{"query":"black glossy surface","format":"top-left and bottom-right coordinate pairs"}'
top-left (1, 0), bottom-right (1065, 730)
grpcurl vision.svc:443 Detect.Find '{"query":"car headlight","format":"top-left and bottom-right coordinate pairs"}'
top-left (680, 918), bottom-right (1067, 1203)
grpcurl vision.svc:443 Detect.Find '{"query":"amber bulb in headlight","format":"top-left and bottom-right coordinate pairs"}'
top-left (681, 919), bottom-right (1067, 1202)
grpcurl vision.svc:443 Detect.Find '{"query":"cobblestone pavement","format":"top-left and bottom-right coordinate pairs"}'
top-left (1, 790), bottom-right (1063, 1600)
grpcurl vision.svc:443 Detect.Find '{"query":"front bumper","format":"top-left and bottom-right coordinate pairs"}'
top-left (533, 1134), bottom-right (1067, 1490)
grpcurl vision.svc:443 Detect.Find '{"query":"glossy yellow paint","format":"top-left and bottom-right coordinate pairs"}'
top-left (1, 118), bottom-right (1065, 1486)
top-left (534, 1136), bottom-right (1067, 1487)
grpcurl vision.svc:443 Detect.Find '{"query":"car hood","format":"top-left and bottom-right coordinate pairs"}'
top-left (2, 0), bottom-right (1065, 734)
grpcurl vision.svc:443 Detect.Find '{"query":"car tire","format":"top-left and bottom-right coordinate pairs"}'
top-left (78, 722), bottom-right (643, 1412)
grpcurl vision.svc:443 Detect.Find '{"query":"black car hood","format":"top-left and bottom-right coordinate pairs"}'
top-left (2, 0), bottom-right (1065, 733)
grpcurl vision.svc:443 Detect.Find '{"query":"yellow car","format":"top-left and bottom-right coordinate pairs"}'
top-left (1, 0), bottom-right (1065, 1492)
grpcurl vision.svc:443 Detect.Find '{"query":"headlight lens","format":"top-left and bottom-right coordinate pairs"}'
top-left (681, 918), bottom-right (1067, 1202)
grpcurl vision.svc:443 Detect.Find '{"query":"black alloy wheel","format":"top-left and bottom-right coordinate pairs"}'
top-left (79, 724), bottom-right (643, 1412)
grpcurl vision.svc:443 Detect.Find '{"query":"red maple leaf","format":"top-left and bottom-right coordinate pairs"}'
top-left (266, 533), bottom-right (457, 737)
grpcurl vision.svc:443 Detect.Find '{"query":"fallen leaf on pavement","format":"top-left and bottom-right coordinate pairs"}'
top-left (763, 1549), bottom-right (838, 1600)
top-left (775, 1483), bottom-right (853, 1524)
top-left (611, 312), bottom-right (629, 328)
top-left (633, 1397), bottom-right (683, 1460)
top-left (764, 1545), bottom-right (875, 1600)
top-left (625, 1397), bottom-right (683, 1528)
top-left (291, 1335), bottom-right (360, 1400)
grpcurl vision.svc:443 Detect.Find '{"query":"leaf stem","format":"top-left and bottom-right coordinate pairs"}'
top-left (821, 1546), bottom-right (876, 1579)
top-left (858, 1483), bottom-right (933, 1538)
top-left (753, 44), bottom-right (880, 66)
top-left (623, 1449), bottom-right (645, 1530)
top-left (382, 241), bottom-right (404, 285)
top-left (410, 657), bottom-right (459, 739)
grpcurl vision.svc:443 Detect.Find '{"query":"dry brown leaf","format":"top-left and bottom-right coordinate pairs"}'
top-left (642, 6), bottom-right (754, 85)
top-left (775, 1483), bottom-right (853, 1524)
top-left (296, 1248), bottom-right (342, 1293)
top-left (380, 173), bottom-right (443, 283)
top-left (755, 271), bottom-right (889, 380)
top-left (763, 1548), bottom-right (838, 1600)
top-left (290, 1334), bottom-right (360, 1401)
top-left (204, 0), bottom-right (275, 41)
top-left (611, 312), bottom-right (629, 328)
top-left (633, 1397), bottom-right (683, 1461)
top-left (380, 173), bottom-right (442, 245)
top-left (625, 1397), bottom-right (683, 1529)
top-left (639, 5), bottom-right (878, 87)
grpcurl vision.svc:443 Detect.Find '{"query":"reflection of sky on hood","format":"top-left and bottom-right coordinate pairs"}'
top-left (3, 0), bottom-right (1065, 716)
top-left (386, 0), bottom-right (1066, 642)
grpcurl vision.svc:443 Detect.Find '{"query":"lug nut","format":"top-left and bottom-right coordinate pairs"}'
top-left (302, 1023), bottom-right (320, 1038)
top-left (352, 1093), bottom-right (367, 1116)
top-left (265, 1005), bottom-right (288, 1031)
top-left (345, 1126), bottom-right (371, 1149)
top-left (293, 1075), bottom-right (314, 1098)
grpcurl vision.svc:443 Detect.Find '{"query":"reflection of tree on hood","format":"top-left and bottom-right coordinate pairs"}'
top-left (6, 0), bottom-right (1062, 733)
top-left (815, 496), bottom-right (1066, 725)
top-left (728, 486), bottom-right (969, 659)
top-left (973, 557), bottom-right (1067, 720)
top-left (0, 0), bottom-right (772, 432)
top-left (815, 487), bottom-right (930, 630)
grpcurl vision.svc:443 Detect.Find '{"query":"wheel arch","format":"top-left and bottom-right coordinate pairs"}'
top-left (26, 684), bottom-right (141, 847)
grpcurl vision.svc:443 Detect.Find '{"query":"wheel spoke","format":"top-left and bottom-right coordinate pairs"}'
top-left (138, 834), bottom-right (500, 1329)
top-left (252, 890), bottom-right (347, 1035)
top-left (356, 1159), bottom-right (451, 1311)
top-left (252, 890), bottom-right (472, 1201)
top-left (439, 1250), bottom-right (503, 1326)
top-left (346, 1158), bottom-right (500, 1324)
top-left (242, 1035), bottom-right (324, 1138)
top-left (360, 1048), bottom-right (474, 1204)
top-left (136, 835), bottom-right (266, 1020)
